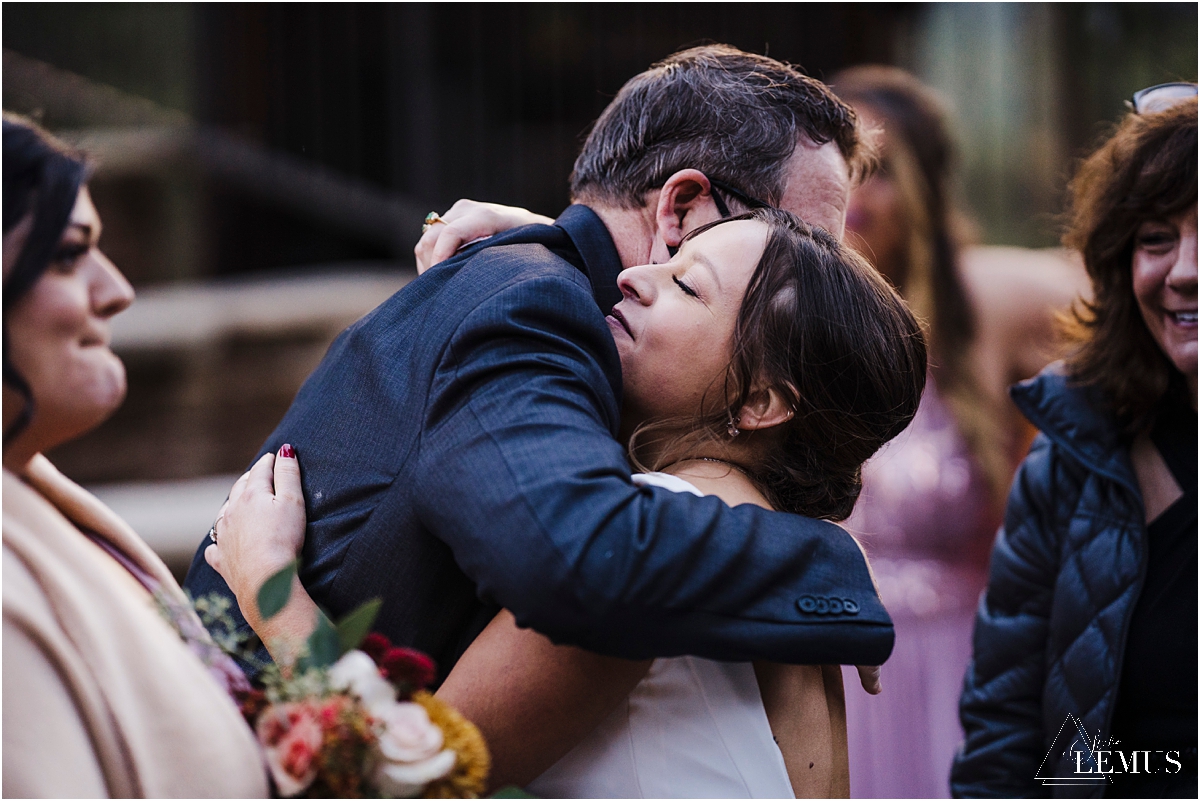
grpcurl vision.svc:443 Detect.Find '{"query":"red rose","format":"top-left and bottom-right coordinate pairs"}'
top-left (360, 632), bottom-right (392, 665)
top-left (381, 648), bottom-right (437, 695)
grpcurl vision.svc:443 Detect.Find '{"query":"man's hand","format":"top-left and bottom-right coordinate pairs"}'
top-left (415, 199), bottom-right (554, 273)
top-left (857, 664), bottom-right (882, 695)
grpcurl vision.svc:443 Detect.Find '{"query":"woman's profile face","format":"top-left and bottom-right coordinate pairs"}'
top-left (1132, 205), bottom-right (1198, 383)
top-left (3, 187), bottom-right (135, 455)
top-left (606, 218), bottom-right (768, 426)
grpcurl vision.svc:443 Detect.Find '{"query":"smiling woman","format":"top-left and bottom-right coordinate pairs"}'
top-left (1131, 209), bottom-right (1198, 390)
top-left (2, 114), bottom-right (268, 798)
top-left (1060, 98), bottom-right (1199, 424)
top-left (953, 96), bottom-right (1197, 798)
top-left (3, 187), bottom-right (133, 462)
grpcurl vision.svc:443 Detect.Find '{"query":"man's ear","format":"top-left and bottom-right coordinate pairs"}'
top-left (652, 170), bottom-right (722, 260)
top-left (737, 386), bottom-right (796, 432)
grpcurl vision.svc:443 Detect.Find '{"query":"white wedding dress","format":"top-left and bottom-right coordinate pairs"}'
top-left (525, 472), bottom-right (795, 799)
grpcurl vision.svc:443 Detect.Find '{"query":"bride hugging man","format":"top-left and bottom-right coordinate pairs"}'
top-left (189, 45), bottom-right (927, 797)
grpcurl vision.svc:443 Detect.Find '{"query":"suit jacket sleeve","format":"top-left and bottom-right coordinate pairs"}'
top-left (951, 435), bottom-right (1064, 798)
top-left (411, 267), bottom-right (893, 666)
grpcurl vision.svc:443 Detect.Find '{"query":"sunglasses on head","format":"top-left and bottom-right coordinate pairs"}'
top-left (1126, 82), bottom-right (1197, 115)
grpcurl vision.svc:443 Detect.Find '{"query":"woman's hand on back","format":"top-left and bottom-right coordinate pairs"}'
top-left (205, 447), bottom-right (304, 599)
top-left (205, 446), bottom-right (317, 653)
top-left (415, 200), bottom-right (554, 274)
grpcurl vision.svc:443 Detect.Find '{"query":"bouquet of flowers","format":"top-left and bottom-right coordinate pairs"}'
top-left (193, 564), bottom-right (490, 798)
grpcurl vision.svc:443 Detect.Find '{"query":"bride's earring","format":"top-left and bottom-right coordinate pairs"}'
top-left (726, 413), bottom-right (741, 438)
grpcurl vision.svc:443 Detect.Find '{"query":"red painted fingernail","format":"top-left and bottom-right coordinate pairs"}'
top-left (280, 444), bottom-right (295, 459)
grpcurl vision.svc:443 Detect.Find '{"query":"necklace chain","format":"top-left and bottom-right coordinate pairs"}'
top-left (696, 456), bottom-right (751, 476)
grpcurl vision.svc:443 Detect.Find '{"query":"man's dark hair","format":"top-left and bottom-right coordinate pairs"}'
top-left (570, 44), bottom-right (871, 209)
top-left (1062, 98), bottom-right (1197, 435)
top-left (633, 207), bottom-right (927, 521)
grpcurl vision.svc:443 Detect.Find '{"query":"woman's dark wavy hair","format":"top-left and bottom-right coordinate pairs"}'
top-left (631, 208), bottom-right (927, 521)
top-left (3, 113), bottom-right (91, 445)
top-left (1062, 98), bottom-right (1197, 436)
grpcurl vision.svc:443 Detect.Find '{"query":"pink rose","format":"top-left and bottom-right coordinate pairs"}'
top-left (372, 702), bottom-right (456, 797)
top-left (257, 702), bottom-right (324, 797)
top-left (376, 702), bottom-right (443, 762)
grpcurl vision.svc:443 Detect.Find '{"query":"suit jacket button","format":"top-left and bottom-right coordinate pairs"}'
top-left (829, 598), bottom-right (844, 614)
top-left (815, 597), bottom-right (830, 614)
top-left (797, 596), bottom-right (817, 613)
top-left (843, 598), bottom-right (859, 615)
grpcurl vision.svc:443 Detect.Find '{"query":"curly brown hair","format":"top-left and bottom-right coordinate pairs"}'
top-left (1062, 98), bottom-right (1197, 435)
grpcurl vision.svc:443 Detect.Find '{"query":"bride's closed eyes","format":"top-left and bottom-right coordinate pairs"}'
top-left (607, 219), bottom-right (769, 425)
top-left (673, 274), bottom-right (700, 298)
top-left (668, 242), bottom-right (731, 305)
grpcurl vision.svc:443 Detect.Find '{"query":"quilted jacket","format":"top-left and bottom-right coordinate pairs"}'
top-left (951, 366), bottom-right (1148, 798)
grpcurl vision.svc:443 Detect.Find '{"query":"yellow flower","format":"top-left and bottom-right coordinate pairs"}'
top-left (413, 692), bottom-right (491, 799)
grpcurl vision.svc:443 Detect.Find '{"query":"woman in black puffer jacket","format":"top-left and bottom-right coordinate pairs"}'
top-left (951, 91), bottom-right (1196, 799)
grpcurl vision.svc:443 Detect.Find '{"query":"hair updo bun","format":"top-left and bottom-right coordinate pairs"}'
top-left (639, 207), bottom-right (927, 521)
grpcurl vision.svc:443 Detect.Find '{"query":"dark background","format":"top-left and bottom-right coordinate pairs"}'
top-left (3, 2), bottom-right (1196, 488)
top-left (7, 3), bottom-right (1196, 283)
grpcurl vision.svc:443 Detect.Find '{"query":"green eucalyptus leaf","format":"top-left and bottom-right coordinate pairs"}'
top-left (335, 598), bottom-right (382, 656)
top-left (304, 612), bottom-right (340, 670)
top-left (256, 561), bottom-right (298, 620)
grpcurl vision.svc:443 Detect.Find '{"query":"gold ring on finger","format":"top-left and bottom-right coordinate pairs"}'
top-left (422, 211), bottom-right (446, 233)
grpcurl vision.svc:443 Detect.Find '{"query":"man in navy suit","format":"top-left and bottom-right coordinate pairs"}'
top-left (186, 46), bottom-right (893, 679)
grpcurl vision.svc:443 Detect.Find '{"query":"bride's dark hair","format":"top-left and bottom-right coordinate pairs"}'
top-left (631, 207), bottom-right (927, 521)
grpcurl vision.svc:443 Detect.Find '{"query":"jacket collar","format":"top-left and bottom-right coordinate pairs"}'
top-left (555, 205), bottom-right (624, 314)
top-left (1010, 363), bottom-right (1140, 496)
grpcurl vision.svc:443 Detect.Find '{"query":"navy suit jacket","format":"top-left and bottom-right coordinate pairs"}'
top-left (185, 205), bottom-right (894, 680)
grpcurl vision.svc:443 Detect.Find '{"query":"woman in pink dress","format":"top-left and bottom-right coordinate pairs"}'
top-left (829, 66), bottom-right (1089, 798)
